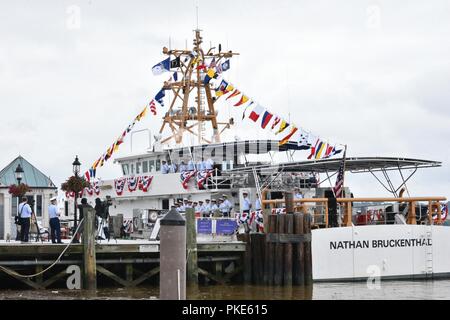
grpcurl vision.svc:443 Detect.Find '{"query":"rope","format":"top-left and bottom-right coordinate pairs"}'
top-left (0, 218), bottom-right (85, 279)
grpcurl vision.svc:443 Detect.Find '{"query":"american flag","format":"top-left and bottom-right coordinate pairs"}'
top-left (333, 148), bottom-right (346, 198)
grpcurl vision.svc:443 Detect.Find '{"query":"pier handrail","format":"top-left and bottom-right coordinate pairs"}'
top-left (262, 196), bottom-right (448, 228)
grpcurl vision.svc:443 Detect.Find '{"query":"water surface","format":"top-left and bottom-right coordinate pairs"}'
top-left (1, 280), bottom-right (449, 300)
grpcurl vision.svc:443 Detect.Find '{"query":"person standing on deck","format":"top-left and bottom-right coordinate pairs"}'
top-left (205, 158), bottom-right (214, 170)
top-left (255, 193), bottom-right (262, 211)
top-left (161, 160), bottom-right (169, 174)
top-left (203, 199), bottom-right (212, 217)
top-left (18, 197), bottom-right (33, 243)
top-left (196, 200), bottom-right (205, 215)
top-left (219, 198), bottom-right (229, 217)
top-left (187, 160), bottom-right (195, 171)
top-left (196, 160), bottom-right (205, 171)
top-left (242, 192), bottom-right (252, 214)
top-left (223, 195), bottom-right (232, 216)
top-left (210, 199), bottom-right (219, 215)
top-left (168, 161), bottom-right (177, 173)
top-left (294, 188), bottom-right (304, 199)
top-left (48, 197), bottom-right (62, 243)
top-left (179, 161), bottom-right (187, 173)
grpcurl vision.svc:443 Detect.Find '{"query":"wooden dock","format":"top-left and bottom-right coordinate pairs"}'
top-left (0, 240), bottom-right (246, 289)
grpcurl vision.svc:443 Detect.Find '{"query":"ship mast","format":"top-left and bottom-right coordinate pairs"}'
top-left (158, 30), bottom-right (239, 145)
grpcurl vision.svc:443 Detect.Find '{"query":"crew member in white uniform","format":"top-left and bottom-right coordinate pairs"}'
top-left (203, 199), bottom-right (212, 217)
top-left (218, 198), bottom-right (229, 217)
top-left (205, 158), bottom-right (214, 170)
top-left (48, 197), bottom-right (62, 243)
top-left (242, 192), bottom-right (252, 214)
top-left (210, 199), bottom-right (219, 214)
top-left (196, 160), bottom-right (205, 171)
top-left (18, 197), bottom-right (33, 243)
top-left (168, 161), bottom-right (177, 173)
top-left (254, 194), bottom-right (262, 211)
top-left (187, 160), bottom-right (195, 171)
top-left (223, 195), bottom-right (232, 216)
top-left (196, 201), bottom-right (204, 215)
top-left (294, 188), bottom-right (304, 199)
top-left (179, 161), bottom-right (188, 173)
top-left (161, 160), bottom-right (170, 174)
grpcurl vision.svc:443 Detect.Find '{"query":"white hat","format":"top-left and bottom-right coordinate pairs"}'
top-left (50, 197), bottom-right (57, 202)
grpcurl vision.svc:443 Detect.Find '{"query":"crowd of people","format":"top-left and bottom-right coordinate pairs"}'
top-left (172, 191), bottom-right (265, 218)
top-left (161, 158), bottom-right (214, 174)
top-left (173, 194), bottom-right (233, 217)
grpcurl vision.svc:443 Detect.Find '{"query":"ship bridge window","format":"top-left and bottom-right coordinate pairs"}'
top-left (156, 159), bottom-right (161, 172)
top-left (149, 160), bottom-right (155, 172)
top-left (143, 161), bottom-right (148, 173)
top-left (221, 160), bottom-right (234, 171)
top-left (130, 163), bottom-right (135, 175)
top-left (122, 164), bottom-right (130, 176)
top-left (136, 162), bottom-right (141, 174)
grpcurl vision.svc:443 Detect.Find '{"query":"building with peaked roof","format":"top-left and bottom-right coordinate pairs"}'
top-left (0, 156), bottom-right (57, 240)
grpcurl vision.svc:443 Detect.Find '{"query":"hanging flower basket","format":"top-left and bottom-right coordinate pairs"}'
top-left (8, 184), bottom-right (30, 198)
top-left (61, 176), bottom-right (90, 194)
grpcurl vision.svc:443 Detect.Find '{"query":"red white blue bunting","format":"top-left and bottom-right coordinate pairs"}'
top-left (114, 175), bottom-right (154, 196)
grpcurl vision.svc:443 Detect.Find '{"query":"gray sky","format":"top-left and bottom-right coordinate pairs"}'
top-left (1, 0), bottom-right (449, 199)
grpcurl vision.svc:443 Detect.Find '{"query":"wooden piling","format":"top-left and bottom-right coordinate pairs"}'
top-left (185, 208), bottom-right (198, 284)
top-left (264, 214), bottom-right (277, 285)
top-left (304, 213), bottom-right (312, 284)
top-left (283, 214), bottom-right (294, 286)
top-left (251, 233), bottom-right (265, 284)
top-left (237, 233), bottom-right (252, 284)
top-left (293, 213), bottom-right (304, 285)
top-left (285, 192), bottom-right (295, 214)
top-left (274, 214), bottom-right (285, 285)
top-left (83, 206), bottom-right (97, 291)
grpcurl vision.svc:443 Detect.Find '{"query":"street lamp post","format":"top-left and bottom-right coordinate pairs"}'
top-left (14, 164), bottom-right (25, 241)
top-left (15, 164), bottom-right (24, 187)
top-left (72, 156), bottom-right (81, 242)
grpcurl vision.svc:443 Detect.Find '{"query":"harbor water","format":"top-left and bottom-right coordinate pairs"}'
top-left (1, 280), bottom-right (450, 300)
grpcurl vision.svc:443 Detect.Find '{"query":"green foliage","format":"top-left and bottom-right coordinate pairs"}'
top-left (8, 184), bottom-right (30, 197)
top-left (61, 176), bottom-right (90, 193)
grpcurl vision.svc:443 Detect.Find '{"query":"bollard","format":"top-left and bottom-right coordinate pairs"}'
top-left (83, 206), bottom-right (96, 291)
top-left (160, 208), bottom-right (186, 300)
top-left (185, 208), bottom-right (198, 285)
top-left (285, 192), bottom-right (295, 214)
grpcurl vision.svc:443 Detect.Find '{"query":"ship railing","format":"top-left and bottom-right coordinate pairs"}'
top-left (206, 168), bottom-right (234, 190)
top-left (262, 196), bottom-right (447, 228)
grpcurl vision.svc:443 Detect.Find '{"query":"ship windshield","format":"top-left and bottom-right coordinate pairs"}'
top-left (136, 162), bottom-right (141, 174)
top-left (149, 160), bottom-right (155, 172)
top-left (122, 164), bottom-right (129, 176)
top-left (143, 161), bottom-right (148, 173)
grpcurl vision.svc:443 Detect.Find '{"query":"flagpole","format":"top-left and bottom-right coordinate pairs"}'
top-left (341, 145), bottom-right (348, 198)
top-left (340, 145), bottom-right (348, 226)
